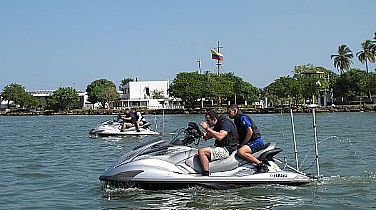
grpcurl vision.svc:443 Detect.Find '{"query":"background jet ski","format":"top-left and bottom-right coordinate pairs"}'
top-left (89, 118), bottom-right (159, 137)
top-left (99, 122), bottom-right (311, 189)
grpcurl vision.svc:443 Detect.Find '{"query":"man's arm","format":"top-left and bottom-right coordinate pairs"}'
top-left (240, 115), bottom-right (253, 145)
top-left (137, 112), bottom-right (143, 122)
top-left (205, 128), bottom-right (228, 141)
top-left (123, 116), bottom-right (131, 121)
top-left (199, 121), bottom-right (228, 141)
top-left (241, 127), bottom-right (253, 146)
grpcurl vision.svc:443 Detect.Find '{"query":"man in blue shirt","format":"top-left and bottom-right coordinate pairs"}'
top-left (228, 104), bottom-right (268, 173)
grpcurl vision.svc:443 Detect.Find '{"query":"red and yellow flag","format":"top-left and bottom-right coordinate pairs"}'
top-left (211, 49), bottom-right (224, 61)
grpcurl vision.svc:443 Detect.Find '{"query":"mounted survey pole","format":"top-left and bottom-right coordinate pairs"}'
top-left (308, 104), bottom-right (321, 179)
top-left (290, 108), bottom-right (299, 171)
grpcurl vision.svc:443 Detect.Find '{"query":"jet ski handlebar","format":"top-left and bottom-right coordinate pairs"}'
top-left (186, 122), bottom-right (203, 137)
top-left (176, 122), bottom-right (203, 146)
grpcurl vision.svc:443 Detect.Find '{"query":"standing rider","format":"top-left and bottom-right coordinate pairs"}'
top-left (198, 110), bottom-right (238, 176)
top-left (228, 104), bottom-right (269, 173)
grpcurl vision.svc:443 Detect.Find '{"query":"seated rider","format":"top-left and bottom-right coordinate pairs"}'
top-left (119, 109), bottom-right (134, 132)
top-left (130, 108), bottom-right (145, 132)
top-left (228, 104), bottom-right (268, 173)
top-left (132, 108), bottom-right (146, 127)
top-left (198, 110), bottom-right (238, 176)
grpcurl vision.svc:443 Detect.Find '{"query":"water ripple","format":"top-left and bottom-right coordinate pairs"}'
top-left (0, 113), bottom-right (375, 209)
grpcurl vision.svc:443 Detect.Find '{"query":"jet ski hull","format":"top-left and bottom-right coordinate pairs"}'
top-left (100, 170), bottom-right (311, 190)
top-left (89, 120), bottom-right (159, 137)
top-left (90, 128), bottom-right (159, 137)
top-left (99, 123), bottom-right (312, 190)
top-left (99, 150), bottom-right (311, 190)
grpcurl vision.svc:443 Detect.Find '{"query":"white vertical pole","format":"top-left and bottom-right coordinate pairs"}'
top-left (312, 107), bottom-right (320, 179)
top-left (162, 107), bottom-right (165, 134)
top-left (290, 108), bottom-right (299, 171)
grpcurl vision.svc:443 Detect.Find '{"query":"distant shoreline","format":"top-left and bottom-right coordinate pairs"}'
top-left (1, 104), bottom-right (375, 116)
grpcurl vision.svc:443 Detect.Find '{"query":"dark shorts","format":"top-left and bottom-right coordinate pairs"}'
top-left (248, 138), bottom-right (265, 153)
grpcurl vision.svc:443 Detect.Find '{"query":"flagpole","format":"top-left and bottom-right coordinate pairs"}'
top-left (216, 41), bottom-right (223, 75)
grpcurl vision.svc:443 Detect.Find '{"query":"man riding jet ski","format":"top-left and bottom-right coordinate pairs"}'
top-left (99, 122), bottom-right (311, 189)
top-left (89, 112), bottom-right (159, 137)
top-left (118, 108), bottom-right (145, 132)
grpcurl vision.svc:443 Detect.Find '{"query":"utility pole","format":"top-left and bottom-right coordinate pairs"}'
top-left (197, 59), bottom-right (201, 74)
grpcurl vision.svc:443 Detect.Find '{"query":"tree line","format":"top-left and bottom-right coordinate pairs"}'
top-left (1, 32), bottom-right (375, 111)
top-left (331, 32), bottom-right (376, 100)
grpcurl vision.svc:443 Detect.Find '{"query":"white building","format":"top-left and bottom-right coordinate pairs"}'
top-left (0, 90), bottom-right (88, 110)
top-left (124, 81), bottom-right (169, 99)
top-left (115, 80), bottom-right (182, 110)
top-left (29, 90), bottom-right (90, 109)
top-left (1, 81), bottom-right (183, 111)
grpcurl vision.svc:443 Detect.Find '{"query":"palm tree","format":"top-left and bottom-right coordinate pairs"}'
top-left (119, 78), bottom-right (134, 93)
top-left (357, 40), bottom-right (376, 74)
top-left (372, 33), bottom-right (376, 56)
top-left (331, 45), bottom-right (353, 75)
top-left (357, 40), bottom-right (376, 101)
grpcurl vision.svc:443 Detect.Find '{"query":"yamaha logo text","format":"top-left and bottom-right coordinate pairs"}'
top-left (270, 173), bottom-right (288, 178)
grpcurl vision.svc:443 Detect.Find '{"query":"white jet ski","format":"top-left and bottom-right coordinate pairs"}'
top-left (99, 122), bottom-right (311, 189)
top-left (89, 119), bottom-right (159, 137)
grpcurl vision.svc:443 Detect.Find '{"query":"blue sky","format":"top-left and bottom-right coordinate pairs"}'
top-left (1, 0), bottom-right (375, 91)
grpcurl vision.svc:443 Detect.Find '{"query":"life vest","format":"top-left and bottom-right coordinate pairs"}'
top-left (135, 112), bottom-right (144, 121)
top-left (124, 112), bottom-right (137, 123)
top-left (213, 116), bottom-right (239, 152)
top-left (234, 111), bottom-right (261, 144)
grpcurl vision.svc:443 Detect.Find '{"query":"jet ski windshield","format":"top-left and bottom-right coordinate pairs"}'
top-left (114, 138), bottom-right (168, 167)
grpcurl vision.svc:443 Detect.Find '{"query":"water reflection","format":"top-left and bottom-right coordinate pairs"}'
top-left (101, 185), bottom-right (310, 209)
top-left (100, 171), bottom-right (376, 209)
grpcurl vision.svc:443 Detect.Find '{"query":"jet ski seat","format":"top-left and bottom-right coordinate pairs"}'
top-left (185, 142), bottom-right (278, 173)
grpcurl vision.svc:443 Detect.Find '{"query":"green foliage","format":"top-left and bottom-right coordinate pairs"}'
top-left (86, 79), bottom-right (119, 108)
top-left (2, 83), bottom-right (26, 107)
top-left (331, 45), bottom-right (353, 74)
top-left (369, 73), bottom-right (376, 95)
top-left (168, 72), bottom-right (259, 108)
top-left (220, 73), bottom-right (260, 102)
top-left (357, 40), bottom-right (376, 72)
top-left (212, 73), bottom-right (234, 99)
top-left (267, 64), bottom-right (338, 105)
top-left (47, 87), bottom-right (79, 111)
top-left (168, 72), bottom-right (206, 107)
top-left (23, 93), bottom-right (40, 108)
top-left (333, 69), bottom-right (369, 101)
top-left (119, 77), bottom-right (134, 93)
top-left (298, 77), bottom-right (322, 101)
top-left (265, 76), bottom-right (301, 104)
top-left (356, 40), bottom-right (376, 101)
top-left (238, 81), bottom-right (260, 102)
top-left (151, 90), bottom-right (165, 99)
top-left (1, 83), bottom-right (38, 108)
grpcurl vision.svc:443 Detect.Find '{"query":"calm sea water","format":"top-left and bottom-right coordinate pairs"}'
top-left (0, 112), bottom-right (375, 209)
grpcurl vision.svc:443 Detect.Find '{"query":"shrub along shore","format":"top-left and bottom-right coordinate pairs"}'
top-left (1, 104), bottom-right (375, 116)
